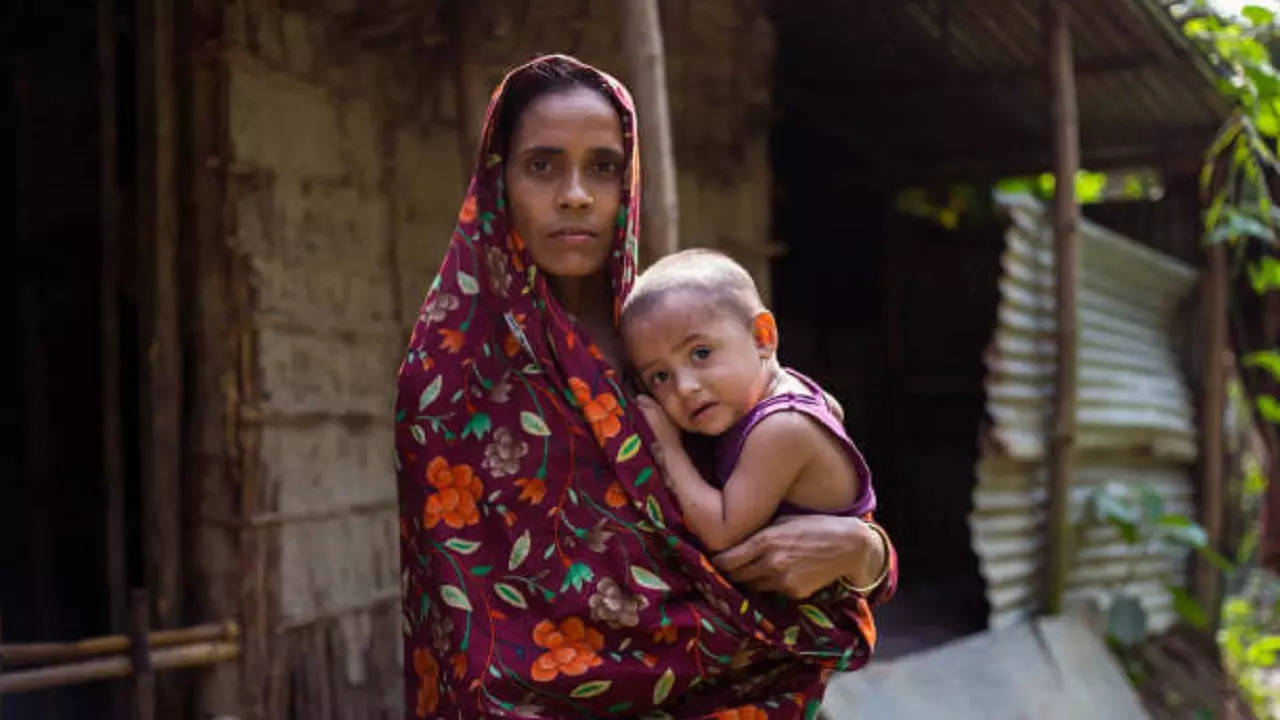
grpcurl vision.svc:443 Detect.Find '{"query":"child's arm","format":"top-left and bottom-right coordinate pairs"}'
top-left (636, 397), bottom-right (815, 552)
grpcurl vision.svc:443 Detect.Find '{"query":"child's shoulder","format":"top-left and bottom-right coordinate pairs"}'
top-left (738, 402), bottom-right (830, 458)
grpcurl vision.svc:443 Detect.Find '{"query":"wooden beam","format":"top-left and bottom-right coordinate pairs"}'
top-left (97, 0), bottom-right (127, 652)
top-left (621, 0), bottom-right (680, 264)
top-left (136, 0), bottom-right (183, 629)
top-left (1196, 243), bottom-right (1227, 613)
top-left (1044, 0), bottom-right (1080, 616)
top-left (130, 590), bottom-right (155, 720)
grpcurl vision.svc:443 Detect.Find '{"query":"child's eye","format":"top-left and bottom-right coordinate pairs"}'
top-left (691, 347), bottom-right (712, 361)
top-left (648, 370), bottom-right (670, 386)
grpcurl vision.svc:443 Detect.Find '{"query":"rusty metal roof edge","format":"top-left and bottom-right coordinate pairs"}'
top-left (1127, 0), bottom-right (1233, 119)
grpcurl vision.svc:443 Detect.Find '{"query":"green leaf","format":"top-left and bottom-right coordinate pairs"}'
top-left (616, 434), bottom-right (642, 463)
top-left (520, 410), bottom-right (552, 437)
top-left (410, 424), bottom-right (427, 446)
top-left (653, 667), bottom-right (675, 705)
top-left (1258, 395), bottom-right (1280, 423)
top-left (1198, 545), bottom-right (1236, 573)
top-left (1248, 256), bottom-right (1280, 293)
top-left (419, 375), bottom-right (443, 410)
top-left (645, 495), bottom-right (665, 528)
top-left (1244, 351), bottom-right (1280, 381)
top-left (461, 412), bottom-right (492, 440)
top-left (1246, 635), bottom-right (1280, 666)
top-left (457, 271), bottom-right (480, 295)
top-left (570, 680), bottom-right (613, 698)
top-left (1107, 594), bottom-right (1147, 646)
top-left (441, 584), bottom-right (473, 612)
top-left (1243, 5), bottom-right (1276, 28)
top-left (444, 538), bottom-right (481, 554)
top-left (1168, 585), bottom-right (1210, 630)
top-left (509, 530), bottom-right (530, 571)
top-left (798, 604), bottom-right (835, 629)
top-left (630, 565), bottom-right (672, 592)
top-left (494, 582), bottom-right (528, 609)
top-left (1155, 514), bottom-right (1208, 548)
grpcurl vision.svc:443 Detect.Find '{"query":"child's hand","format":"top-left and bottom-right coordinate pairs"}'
top-left (635, 395), bottom-right (681, 450)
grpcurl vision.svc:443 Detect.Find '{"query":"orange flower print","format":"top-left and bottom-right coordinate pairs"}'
top-left (605, 481), bottom-right (628, 509)
top-left (412, 647), bottom-right (439, 717)
top-left (503, 331), bottom-right (520, 357)
top-left (438, 328), bottom-right (466, 354)
top-left (715, 706), bottom-right (768, 720)
top-left (423, 457), bottom-right (483, 529)
top-left (530, 617), bottom-right (604, 682)
top-left (569, 377), bottom-right (623, 445)
top-left (514, 476), bottom-right (546, 505)
top-left (652, 623), bottom-right (678, 644)
top-left (450, 652), bottom-right (467, 679)
top-left (458, 193), bottom-right (477, 224)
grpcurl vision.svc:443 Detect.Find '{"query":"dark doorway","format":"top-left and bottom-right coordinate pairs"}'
top-left (769, 17), bottom-right (998, 658)
top-left (3, 0), bottom-right (142, 716)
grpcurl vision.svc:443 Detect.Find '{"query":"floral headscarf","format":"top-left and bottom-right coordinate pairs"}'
top-left (396, 55), bottom-right (882, 719)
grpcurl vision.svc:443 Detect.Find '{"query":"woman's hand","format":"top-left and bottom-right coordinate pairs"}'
top-left (711, 514), bottom-right (886, 600)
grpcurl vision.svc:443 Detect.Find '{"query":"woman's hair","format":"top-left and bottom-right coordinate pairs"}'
top-left (493, 56), bottom-right (619, 158)
top-left (620, 248), bottom-right (765, 329)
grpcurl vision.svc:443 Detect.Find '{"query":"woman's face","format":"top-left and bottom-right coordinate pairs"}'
top-left (505, 86), bottom-right (625, 280)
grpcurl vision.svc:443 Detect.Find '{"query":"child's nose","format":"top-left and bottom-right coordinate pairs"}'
top-left (676, 373), bottom-right (701, 396)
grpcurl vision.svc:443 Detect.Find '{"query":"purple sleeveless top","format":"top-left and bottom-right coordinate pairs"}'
top-left (713, 368), bottom-right (876, 518)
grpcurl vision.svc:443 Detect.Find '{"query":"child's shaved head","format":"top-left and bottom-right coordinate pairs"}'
top-left (621, 249), bottom-right (764, 329)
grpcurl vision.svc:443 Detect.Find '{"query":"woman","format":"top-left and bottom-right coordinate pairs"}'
top-left (396, 55), bottom-right (896, 719)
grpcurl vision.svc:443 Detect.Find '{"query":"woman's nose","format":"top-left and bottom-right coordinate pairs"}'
top-left (557, 171), bottom-right (594, 210)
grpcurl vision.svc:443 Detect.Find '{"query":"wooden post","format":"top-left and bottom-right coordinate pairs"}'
top-left (136, 0), bottom-right (183, 638)
top-left (1197, 244), bottom-right (1228, 610)
top-left (621, 0), bottom-right (680, 264)
top-left (97, 0), bottom-right (127, 644)
top-left (449, 3), bottom-right (485, 187)
top-left (1044, 0), bottom-right (1079, 615)
top-left (129, 591), bottom-right (155, 720)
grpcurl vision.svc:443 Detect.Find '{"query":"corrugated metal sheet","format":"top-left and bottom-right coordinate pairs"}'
top-left (972, 193), bottom-right (1200, 631)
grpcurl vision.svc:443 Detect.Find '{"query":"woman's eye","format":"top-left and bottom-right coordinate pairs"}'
top-left (591, 161), bottom-right (620, 175)
top-left (692, 347), bottom-right (711, 361)
top-left (528, 158), bottom-right (551, 174)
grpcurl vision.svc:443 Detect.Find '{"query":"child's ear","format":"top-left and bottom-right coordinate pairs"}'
top-left (752, 311), bottom-right (779, 357)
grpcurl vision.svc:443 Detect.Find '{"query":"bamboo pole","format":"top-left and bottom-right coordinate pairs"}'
top-left (1044, 0), bottom-right (1080, 615)
top-left (621, 0), bottom-right (680, 264)
top-left (130, 591), bottom-right (155, 720)
top-left (0, 621), bottom-right (239, 666)
top-left (1197, 243), bottom-right (1227, 611)
top-left (0, 642), bottom-right (240, 695)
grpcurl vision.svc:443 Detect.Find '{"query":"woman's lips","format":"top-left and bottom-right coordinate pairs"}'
top-left (550, 227), bottom-right (598, 245)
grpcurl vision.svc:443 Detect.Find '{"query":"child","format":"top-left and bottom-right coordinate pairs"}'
top-left (621, 248), bottom-right (878, 554)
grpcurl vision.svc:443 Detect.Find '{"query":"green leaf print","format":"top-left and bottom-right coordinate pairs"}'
top-left (616, 434), bottom-right (642, 463)
top-left (494, 582), bottom-right (528, 609)
top-left (653, 667), bottom-right (675, 705)
top-left (443, 538), bottom-right (480, 554)
top-left (560, 562), bottom-right (594, 593)
top-left (457, 271), bottom-right (480, 295)
top-left (784, 625), bottom-right (800, 646)
top-left (471, 565), bottom-right (493, 576)
top-left (570, 680), bottom-right (613, 698)
top-left (410, 425), bottom-right (426, 445)
top-left (461, 412), bottom-right (492, 440)
top-left (509, 530), bottom-right (530, 571)
top-left (440, 584), bottom-right (472, 612)
top-left (418, 375), bottom-right (442, 410)
top-left (799, 604), bottom-right (835, 629)
top-left (634, 467), bottom-right (654, 487)
top-left (520, 410), bottom-right (551, 437)
top-left (629, 565), bottom-right (672, 592)
top-left (645, 496), bottom-right (665, 528)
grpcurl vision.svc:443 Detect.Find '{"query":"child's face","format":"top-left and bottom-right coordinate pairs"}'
top-left (623, 290), bottom-right (773, 436)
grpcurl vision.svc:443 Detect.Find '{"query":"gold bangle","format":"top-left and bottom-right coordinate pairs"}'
top-left (837, 521), bottom-right (891, 596)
